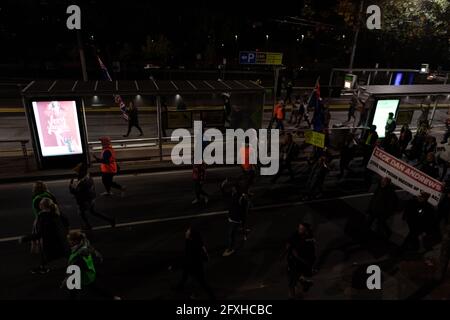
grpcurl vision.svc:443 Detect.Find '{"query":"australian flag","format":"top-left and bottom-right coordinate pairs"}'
top-left (97, 56), bottom-right (128, 121)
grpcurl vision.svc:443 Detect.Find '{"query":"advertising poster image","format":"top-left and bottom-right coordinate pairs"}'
top-left (32, 100), bottom-right (83, 157)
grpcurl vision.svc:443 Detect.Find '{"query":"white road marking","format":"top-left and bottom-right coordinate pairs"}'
top-left (0, 191), bottom-right (386, 243)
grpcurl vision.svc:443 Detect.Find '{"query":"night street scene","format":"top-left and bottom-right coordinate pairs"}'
top-left (3, 0), bottom-right (450, 311)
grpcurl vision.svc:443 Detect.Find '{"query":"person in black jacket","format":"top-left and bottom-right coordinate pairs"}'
top-left (175, 226), bottom-right (215, 300)
top-left (123, 101), bottom-right (144, 137)
top-left (418, 152), bottom-right (440, 180)
top-left (20, 198), bottom-right (70, 274)
top-left (221, 178), bottom-right (249, 257)
top-left (69, 163), bottom-right (115, 230)
top-left (401, 192), bottom-right (436, 252)
top-left (272, 133), bottom-right (298, 183)
top-left (367, 177), bottom-right (398, 238)
top-left (282, 222), bottom-right (316, 298)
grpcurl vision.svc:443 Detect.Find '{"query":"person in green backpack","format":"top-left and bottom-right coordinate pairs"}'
top-left (64, 231), bottom-right (121, 300)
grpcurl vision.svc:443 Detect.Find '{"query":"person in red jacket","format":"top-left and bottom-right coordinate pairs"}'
top-left (94, 137), bottom-right (126, 196)
top-left (192, 163), bottom-right (209, 205)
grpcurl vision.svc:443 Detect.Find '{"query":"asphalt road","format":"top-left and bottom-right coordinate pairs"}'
top-left (1, 162), bottom-right (444, 300)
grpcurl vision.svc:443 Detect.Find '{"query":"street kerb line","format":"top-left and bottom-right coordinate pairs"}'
top-left (0, 191), bottom-right (388, 244)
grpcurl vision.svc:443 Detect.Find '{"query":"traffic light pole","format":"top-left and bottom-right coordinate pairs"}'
top-left (349, 0), bottom-right (365, 73)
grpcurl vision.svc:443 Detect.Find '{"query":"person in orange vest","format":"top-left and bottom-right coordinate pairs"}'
top-left (239, 142), bottom-right (256, 193)
top-left (94, 137), bottom-right (126, 196)
top-left (274, 100), bottom-right (285, 131)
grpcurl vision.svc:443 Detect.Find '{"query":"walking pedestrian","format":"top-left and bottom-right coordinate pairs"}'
top-left (401, 192), bottom-right (436, 252)
top-left (32, 181), bottom-right (57, 218)
top-left (192, 163), bottom-right (209, 205)
top-left (239, 142), bottom-right (256, 194)
top-left (437, 138), bottom-right (450, 181)
top-left (361, 125), bottom-right (379, 166)
top-left (303, 155), bottom-right (330, 200)
top-left (346, 95), bottom-right (358, 124)
top-left (94, 137), bottom-right (126, 196)
top-left (282, 222), bottom-right (316, 299)
top-left (338, 132), bottom-right (357, 179)
top-left (385, 112), bottom-right (397, 137)
top-left (123, 101), bottom-right (144, 137)
top-left (285, 80), bottom-right (293, 104)
top-left (367, 177), bottom-right (398, 238)
top-left (221, 180), bottom-right (248, 257)
top-left (19, 198), bottom-right (70, 274)
top-left (272, 133), bottom-right (298, 183)
top-left (398, 124), bottom-right (412, 156)
top-left (69, 163), bottom-right (116, 230)
top-left (418, 152), bottom-right (440, 180)
top-left (63, 231), bottom-right (121, 300)
top-left (274, 100), bottom-right (286, 131)
top-left (295, 95), bottom-right (311, 128)
top-left (175, 226), bottom-right (215, 300)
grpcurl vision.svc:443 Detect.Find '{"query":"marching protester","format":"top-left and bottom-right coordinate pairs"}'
top-left (239, 142), bottom-right (256, 194)
top-left (385, 112), bottom-right (397, 137)
top-left (274, 100), bottom-right (286, 131)
top-left (437, 138), bottom-right (450, 181)
top-left (338, 132), bottom-right (357, 179)
top-left (367, 177), bottom-right (398, 239)
top-left (295, 94), bottom-right (311, 128)
top-left (175, 226), bottom-right (215, 300)
top-left (94, 137), bottom-right (126, 197)
top-left (288, 95), bottom-right (300, 125)
top-left (63, 230), bottom-right (121, 300)
top-left (20, 198), bottom-right (70, 274)
top-left (123, 101), bottom-right (144, 137)
top-left (346, 95), bottom-right (358, 124)
top-left (192, 163), bottom-right (209, 205)
top-left (382, 133), bottom-right (401, 158)
top-left (32, 181), bottom-right (57, 218)
top-left (361, 125), bottom-right (379, 166)
top-left (221, 179), bottom-right (249, 257)
top-left (303, 154), bottom-right (330, 200)
top-left (417, 152), bottom-right (440, 180)
top-left (69, 163), bottom-right (116, 230)
top-left (285, 80), bottom-right (293, 104)
top-left (441, 118), bottom-right (450, 144)
top-left (272, 133), bottom-right (298, 183)
top-left (282, 222), bottom-right (316, 299)
top-left (398, 124), bottom-right (413, 157)
top-left (401, 192), bottom-right (436, 253)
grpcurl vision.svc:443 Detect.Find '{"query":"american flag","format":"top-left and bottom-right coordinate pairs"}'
top-left (97, 56), bottom-right (128, 121)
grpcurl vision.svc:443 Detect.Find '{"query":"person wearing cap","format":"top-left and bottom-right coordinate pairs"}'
top-left (94, 137), bottom-right (125, 196)
top-left (69, 163), bottom-right (116, 230)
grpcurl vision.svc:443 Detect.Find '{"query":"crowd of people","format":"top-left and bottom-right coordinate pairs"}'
top-left (16, 88), bottom-right (450, 300)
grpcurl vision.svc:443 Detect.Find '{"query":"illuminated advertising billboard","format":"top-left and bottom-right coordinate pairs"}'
top-left (31, 100), bottom-right (83, 157)
top-left (371, 99), bottom-right (400, 138)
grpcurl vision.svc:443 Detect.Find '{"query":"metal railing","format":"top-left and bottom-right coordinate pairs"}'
top-left (0, 139), bottom-right (30, 171)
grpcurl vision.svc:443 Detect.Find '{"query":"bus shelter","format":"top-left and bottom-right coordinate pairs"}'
top-left (21, 79), bottom-right (265, 169)
top-left (357, 84), bottom-right (450, 138)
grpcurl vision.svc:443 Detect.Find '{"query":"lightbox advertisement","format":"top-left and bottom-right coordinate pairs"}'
top-left (31, 100), bottom-right (83, 157)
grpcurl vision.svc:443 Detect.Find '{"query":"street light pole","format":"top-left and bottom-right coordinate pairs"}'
top-left (349, 0), bottom-right (364, 73)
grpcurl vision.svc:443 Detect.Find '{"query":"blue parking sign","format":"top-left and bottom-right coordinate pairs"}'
top-left (239, 51), bottom-right (256, 64)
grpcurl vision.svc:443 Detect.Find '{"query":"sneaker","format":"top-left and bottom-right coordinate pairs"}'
top-left (192, 199), bottom-right (199, 205)
top-left (204, 196), bottom-right (209, 205)
top-left (222, 249), bottom-right (235, 257)
top-left (302, 280), bottom-right (313, 292)
top-left (101, 192), bottom-right (113, 196)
